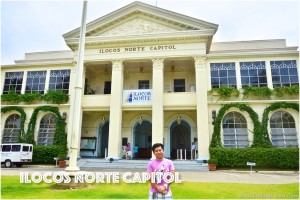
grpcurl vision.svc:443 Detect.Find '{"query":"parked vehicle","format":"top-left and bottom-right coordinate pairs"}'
top-left (1, 143), bottom-right (33, 168)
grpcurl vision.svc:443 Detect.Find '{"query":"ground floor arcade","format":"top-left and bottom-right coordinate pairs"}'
top-left (80, 110), bottom-right (198, 159)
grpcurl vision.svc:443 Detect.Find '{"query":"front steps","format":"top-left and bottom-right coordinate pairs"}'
top-left (78, 158), bottom-right (208, 171)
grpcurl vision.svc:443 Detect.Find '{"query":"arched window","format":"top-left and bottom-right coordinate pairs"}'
top-left (2, 114), bottom-right (21, 143)
top-left (222, 112), bottom-right (249, 148)
top-left (270, 111), bottom-right (298, 147)
top-left (37, 114), bottom-right (57, 146)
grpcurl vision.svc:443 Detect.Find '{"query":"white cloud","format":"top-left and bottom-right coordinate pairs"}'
top-left (1, 0), bottom-right (298, 64)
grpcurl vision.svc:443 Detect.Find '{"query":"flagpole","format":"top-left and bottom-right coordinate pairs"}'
top-left (65, 0), bottom-right (88, 172)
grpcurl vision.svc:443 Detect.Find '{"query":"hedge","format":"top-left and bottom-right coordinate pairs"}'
top-left (32, 145), bottom-right (66, 164)
top-left (209, 148), bottom-right (299, 169)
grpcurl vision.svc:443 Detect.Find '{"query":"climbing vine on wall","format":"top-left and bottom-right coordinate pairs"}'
top-left (260, 102), bottom-right (299, 147)
top-left (1, 90), bottom-right (69, 104)
top-left (27, 106), bottom-right (67, 147)
top-left (209, 103), bottom-right (262, 148)
top-left (1, 106), bottom-right (26, 143)
top-left (208, 87), bottom-right (240, 99)
top-left (210, 102), bottom-right (299, 148)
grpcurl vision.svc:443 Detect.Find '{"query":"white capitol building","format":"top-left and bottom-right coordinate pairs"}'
top-left (1, 2), bottom-right (298, 164)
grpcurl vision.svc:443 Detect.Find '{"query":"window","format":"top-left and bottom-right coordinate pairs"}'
top-left (12, 145), bottom-right (21, 152)
top-left (138, 80), bottom-right (150, 89)
top-left (271, 60), bottom-right (298, 88)
top-left (3, 72), bottom-right (24, 94)
top-left (240, 61), bottom-right (267, 88)
top-left (2, 114), bottom-right (21, 143)
top-left (270, 111), bottom-right (298, 147)
top-left (22, 146), bottom-right (29, 152)
top-left (174, 79), bottom-right (185, 92)
top-left (210, 63), bottom-right (236, 88)
top-left (49, 70), bottom-right (70, 93)
top-left (122, 138), bottom-right (128, 146)
top-left (104, 81), bottom-right (111, 94)
top-left (37, 114), bottom-right (57, 146)
top-left (222, 112), bottom-right (248, 148)
top-left (25, 71), bottom-right (47, 94)
top-left (1, 145), bottom-right (11, 152)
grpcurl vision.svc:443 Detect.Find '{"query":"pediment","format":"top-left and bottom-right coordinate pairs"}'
top-left (91, 16), bottom-right (185, 37)
top-left (63, 1), bottom-right (218, 39)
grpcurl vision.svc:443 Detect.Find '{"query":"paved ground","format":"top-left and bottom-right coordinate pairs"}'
top-left (1, 164), bottom-right (299, 184)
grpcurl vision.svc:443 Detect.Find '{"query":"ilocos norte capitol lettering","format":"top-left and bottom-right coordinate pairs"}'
top-left (127, 91), bottom-right (152, 103)
top-left (99, 45), bottom-right (176, 53)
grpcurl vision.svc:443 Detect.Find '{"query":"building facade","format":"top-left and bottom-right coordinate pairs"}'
top-left (1, 2), bottom-right (299, 162)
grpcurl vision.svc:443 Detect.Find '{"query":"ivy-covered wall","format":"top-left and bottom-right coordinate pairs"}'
top-left (260, 102), bottom-right (299, 148)
top-left (1, 106), bottom-right (26, 142)
top-left (1, 106), bottom-right (68, 162)
top-left (26, 106), bottom-right (67, 146)
top-left (210, 102), bottom-right (299, 148)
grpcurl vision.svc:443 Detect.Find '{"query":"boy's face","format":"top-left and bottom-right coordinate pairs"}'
top-left (153, 146), bottom-right (164, 160)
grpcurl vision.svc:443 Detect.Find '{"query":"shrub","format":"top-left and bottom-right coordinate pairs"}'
top-left (209, 148), bottom-right (299, 169)
top-left (243, 86), bottom-right (273, 99)
top-left (43, 90), bottom-right (69, 104)
top-left (32, 145), bottom-right (67, 164)
top-left (208, 87), bottom-right (240, 99)
top-left (208, 159), bottom-right (218, 165)
top-left (20, 93), bottom-right (42, 103)
top-left (273, 85), bottom-right (299, 97)
top-left (1, 91), bottom-right (20, 103)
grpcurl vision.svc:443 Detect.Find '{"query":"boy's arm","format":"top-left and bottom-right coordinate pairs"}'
top-left (147, 172), bottom-right (166, 193)
top-left (164, 170), bottom-right (175, 188)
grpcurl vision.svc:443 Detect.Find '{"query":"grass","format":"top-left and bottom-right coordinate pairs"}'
top-left (1, 176), bottom-right (299, 199)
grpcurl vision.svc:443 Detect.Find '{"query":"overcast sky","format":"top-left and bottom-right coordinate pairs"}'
top-left (1, 0), bottom-right (299, 65)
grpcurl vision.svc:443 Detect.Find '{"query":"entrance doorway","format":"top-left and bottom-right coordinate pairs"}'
top-left (170, 120), bottom-right (191, 159)
top-left (133, 120), bottom-right (152, 158)
top-left (98, 122), bottom-right (109, 158)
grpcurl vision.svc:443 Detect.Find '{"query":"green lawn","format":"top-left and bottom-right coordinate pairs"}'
top-left (1, 176), bottom-right (299, 199)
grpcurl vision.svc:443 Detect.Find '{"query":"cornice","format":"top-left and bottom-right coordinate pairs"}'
top-left (1, 58), bottom-right (74, 68)
top-left (207, 48), bottom-right (299, 58)
top-left (65, 30), bottom-right (214, 50)
top-left (207, 99), bottom-right (299, 105)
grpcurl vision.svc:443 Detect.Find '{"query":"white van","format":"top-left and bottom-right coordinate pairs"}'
top-left (1, 143), bottom-right (33, 168)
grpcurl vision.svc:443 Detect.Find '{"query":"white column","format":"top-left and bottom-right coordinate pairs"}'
top-left (44, 69), bottom-right (51, 93)
top-left (265, 60), bottom-right (273, 89)
top-left (152, 58), bottom-right (164, 147)
top-left (194, 57), bottom-right (210, 162)
top-left (107, 60), bottom-right (124, 160)
top-left (21, 71), bottom-right (27, 94)
top-left (235, 61), bottom-right (242, 89)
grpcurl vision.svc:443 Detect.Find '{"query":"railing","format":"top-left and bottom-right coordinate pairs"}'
top-left (176, 149), bottom-right (197, 160)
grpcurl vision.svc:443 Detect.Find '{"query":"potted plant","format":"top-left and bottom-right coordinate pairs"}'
top-left (58, 153), bottom-right (67, 168)
top-left (208, 159), bottom-right (218, 171)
